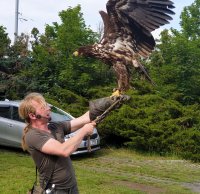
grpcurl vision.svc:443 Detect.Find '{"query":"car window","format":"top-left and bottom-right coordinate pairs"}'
top-left (50, 106), bottom-right (72, 122)
top-left (0, 106), bottom-right (10, 119)
top-left (12, 106), bottom-right (24, 122)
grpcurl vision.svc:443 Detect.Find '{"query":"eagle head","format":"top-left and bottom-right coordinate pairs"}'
top-left (73, 51), bottom-right (79, 57)
top-left (73, 45), bottom-right (94, 57)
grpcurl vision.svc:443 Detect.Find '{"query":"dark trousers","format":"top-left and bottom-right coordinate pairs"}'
top-left (51, 185), bottom-right (79, 194)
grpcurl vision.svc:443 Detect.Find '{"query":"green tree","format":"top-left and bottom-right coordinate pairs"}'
top-left (149, 27), bottom-right (200, 104)
top-left (0, 26), bottom-right (10, 58)
top-left (26, 5), bottom-right (113, 97)
top-left (1, 33), bottom-right (31, 99)
top-left (0, 28), bottom-right (31, 99)
top-left (180, 0), bottom-right (200, 40)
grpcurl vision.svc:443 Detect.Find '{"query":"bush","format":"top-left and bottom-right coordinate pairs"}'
top-left (98, 92), bottom-right (200, 161)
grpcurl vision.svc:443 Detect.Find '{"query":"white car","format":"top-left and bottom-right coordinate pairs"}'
top-left (0, 100), bottom-right (100, 155)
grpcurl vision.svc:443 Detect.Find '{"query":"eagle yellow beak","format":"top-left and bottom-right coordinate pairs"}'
top-left (73, 51), bottom-right (79, 57)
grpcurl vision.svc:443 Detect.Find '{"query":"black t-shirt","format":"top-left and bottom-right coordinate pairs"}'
top-left (25, 121), bottom-right (77, 189)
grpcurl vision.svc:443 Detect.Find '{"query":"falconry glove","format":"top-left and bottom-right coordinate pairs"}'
top-left (89, 95), bottom-right (130, 123)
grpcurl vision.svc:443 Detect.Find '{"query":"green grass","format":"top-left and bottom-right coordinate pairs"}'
top-left (0, 147), bottom-right (200, 194)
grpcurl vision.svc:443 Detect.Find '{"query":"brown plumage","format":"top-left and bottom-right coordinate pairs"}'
top-left (74, 0), bottom-right (175, 93)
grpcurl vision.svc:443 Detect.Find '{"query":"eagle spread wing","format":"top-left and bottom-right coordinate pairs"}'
top-left (74, 0), bottom-right (175, 93)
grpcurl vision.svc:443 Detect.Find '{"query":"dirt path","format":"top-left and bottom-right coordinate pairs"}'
top-left (115, 180), bottom-right (166, 194)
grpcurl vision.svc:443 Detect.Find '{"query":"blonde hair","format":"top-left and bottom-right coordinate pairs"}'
top-left (19, 92), bottom-right (46, 151)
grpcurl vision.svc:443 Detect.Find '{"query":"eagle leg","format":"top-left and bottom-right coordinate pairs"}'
top-left (112, 62), bottom-right (130, 96)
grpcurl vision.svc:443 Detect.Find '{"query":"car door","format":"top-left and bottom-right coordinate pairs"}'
top-left (9, 106), bottom-right (25, 148)
top-left (0, 104), bottom-right (24, 148)
top-left (0, 104), bottom-right (13, 146)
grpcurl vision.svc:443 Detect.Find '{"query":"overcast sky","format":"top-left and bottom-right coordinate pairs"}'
top-left (0, 0), bottom-right (195, 43)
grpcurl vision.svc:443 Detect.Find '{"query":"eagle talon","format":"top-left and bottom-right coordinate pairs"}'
top-left (111, 89), bottom-right (121, 97)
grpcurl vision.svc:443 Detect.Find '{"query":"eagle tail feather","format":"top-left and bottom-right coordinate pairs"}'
top-left (133, 60), bottom-right (156, 86)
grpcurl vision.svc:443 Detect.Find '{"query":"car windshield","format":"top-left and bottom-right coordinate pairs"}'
top-left (50, 106), bottom-right (73, 122)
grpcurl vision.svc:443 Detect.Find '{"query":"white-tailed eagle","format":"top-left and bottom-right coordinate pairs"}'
top-left (74, 0), bottom-right (175, 94)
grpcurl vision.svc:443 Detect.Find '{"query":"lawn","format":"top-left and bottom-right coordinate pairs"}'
top-left (0, 146), bottom-right (200, 194)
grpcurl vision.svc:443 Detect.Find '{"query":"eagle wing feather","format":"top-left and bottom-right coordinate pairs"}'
top-left (105, 0), bottom-right (175, 57)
